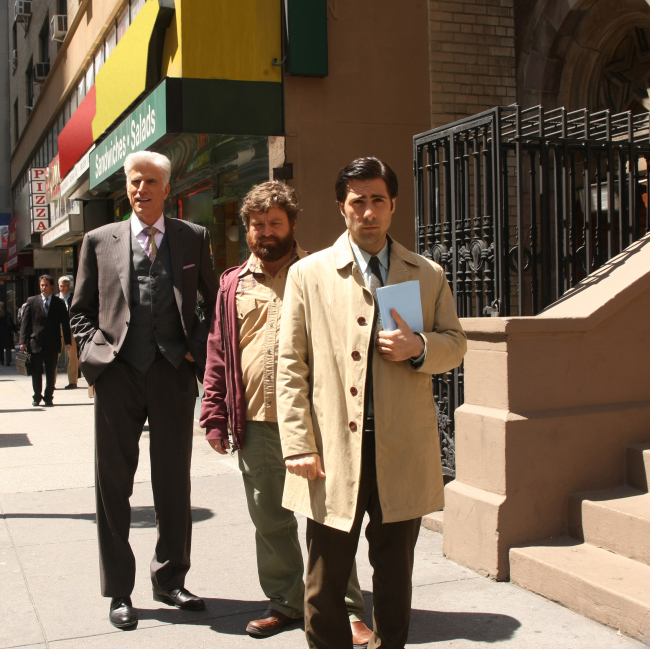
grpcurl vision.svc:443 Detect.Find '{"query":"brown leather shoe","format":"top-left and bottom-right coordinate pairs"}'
top-left (351, 620), bottom-right (373, 648)
top-left (246, 609), bottom-right (300, 637)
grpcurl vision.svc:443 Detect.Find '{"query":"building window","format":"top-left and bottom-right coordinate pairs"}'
top-left (40, 13), bottom-right (50, 63)
top-left (95, 47), bottom-right (104, 75)
top-left (26, 58), bottom-right (34, 113)
top-left (13, 99), bottom-right (18, 144)
top-left (131, 0), bottom-right (145, 21)
top-left (77, 76), bottom-right (85, 104)
top-left (85, 63), bottom-right (94, 91)
top-left (117, 5), bottom-right (130, 42)
top-left (57, 0), bottom-right (67, 15)
top-left (105, 24), bottom-right (117, 60)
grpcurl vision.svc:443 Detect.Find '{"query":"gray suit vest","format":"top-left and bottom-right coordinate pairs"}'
top-left (118, 229), bottom-right (187, 373)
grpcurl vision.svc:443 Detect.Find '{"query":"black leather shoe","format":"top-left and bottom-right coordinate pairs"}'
top-left (43, 400), bottom-right (54, 407)
top-left (153, 587), bottom-right (205, 611)
top-left (109, 597), bottom-right (137, 629)
top-left (32, 399), bottom-right (41, 407)
top-left (64, 384), bottom-right (78, 389)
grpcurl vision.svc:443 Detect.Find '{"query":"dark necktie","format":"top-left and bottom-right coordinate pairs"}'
top-left (368, 256), bottom-right (384, 301)
top-left (44, 298), bottom-right (50, 316)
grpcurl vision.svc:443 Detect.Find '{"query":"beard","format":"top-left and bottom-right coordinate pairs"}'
top-left (247, 231), bottom-right (295, 262)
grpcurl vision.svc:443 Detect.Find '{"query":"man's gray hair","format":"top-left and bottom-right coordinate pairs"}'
top-left (58, 276), bottom-right (71, 285)
top-left (124, 151), bottom-right (172, 186)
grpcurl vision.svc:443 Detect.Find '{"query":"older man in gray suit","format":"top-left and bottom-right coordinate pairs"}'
top-left (71, 151), bottom-right (218, 630)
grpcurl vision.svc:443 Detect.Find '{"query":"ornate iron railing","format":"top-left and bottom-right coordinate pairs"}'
top-left (414, 105), bottom-right (650, 477)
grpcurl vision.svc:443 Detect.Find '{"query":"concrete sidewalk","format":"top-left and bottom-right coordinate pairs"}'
top-left (0, 363), bottom-right (645, 649)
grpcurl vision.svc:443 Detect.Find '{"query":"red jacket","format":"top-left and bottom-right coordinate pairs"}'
top-left (200, 262), bottom-right (248, 449)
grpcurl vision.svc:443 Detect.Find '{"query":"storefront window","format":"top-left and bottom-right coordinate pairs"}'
top-left (155, 134), bottom-right (268, 278)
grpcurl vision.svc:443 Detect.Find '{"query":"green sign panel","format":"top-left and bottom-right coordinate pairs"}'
top-left (90, 80), bottom-right (167, 189)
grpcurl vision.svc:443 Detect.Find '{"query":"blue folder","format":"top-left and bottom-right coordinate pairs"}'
top-left (376, 281), bottom-right (424, 332)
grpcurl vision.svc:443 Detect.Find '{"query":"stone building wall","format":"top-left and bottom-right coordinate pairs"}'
top-left (429, 0), bottom-right (517, 128)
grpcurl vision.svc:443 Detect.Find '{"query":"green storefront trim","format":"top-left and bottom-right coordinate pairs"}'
top-left (286, 0), bottom-right (328, 77)
top-left (90, 77), bottom-right (283, 189)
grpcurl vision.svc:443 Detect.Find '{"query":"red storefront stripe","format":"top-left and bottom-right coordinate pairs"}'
top-left (58, 85), bottom-right (97, 178)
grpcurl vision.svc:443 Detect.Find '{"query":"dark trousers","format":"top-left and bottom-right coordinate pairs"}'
top-left (93, 354), bottom-right (197, 597)
top-left (1, 344), bottom-right (12, 364)
top-left (31, 350), bottom-right (58, 401)
top-left (305, 423), bottom-right (422, 649)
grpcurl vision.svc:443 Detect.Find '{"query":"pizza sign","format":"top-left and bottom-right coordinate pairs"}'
top-left (31, 219), bottom-right (49, 233)
top-left (29, 168), bottom-right (49, 233)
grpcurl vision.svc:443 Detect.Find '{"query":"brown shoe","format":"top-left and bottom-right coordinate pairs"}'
top-left (351, 620), bottom-right (373, 648)
top-left (246, 609), bottom-right (300, 637)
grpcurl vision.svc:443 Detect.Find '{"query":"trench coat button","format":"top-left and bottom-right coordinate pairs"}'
top-left (351, 350), bottom-right (361, 360)
top-left (350, 387), bottom-right (358, 396)
top-left (357, 317), bottom-right (366, 326)
top-left (349, 421), bottom-right (357, 431)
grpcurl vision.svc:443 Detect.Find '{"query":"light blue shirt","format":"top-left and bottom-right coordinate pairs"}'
top-left (349, 235), bottom-right (390, 286)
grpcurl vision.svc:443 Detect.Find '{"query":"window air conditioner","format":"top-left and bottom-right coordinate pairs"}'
top-left (34, 62), bottom-right (50, 83)
top-left (50, 15), bottom-right (67, 42)
top-left (14, 0), bottom-right (31, 23)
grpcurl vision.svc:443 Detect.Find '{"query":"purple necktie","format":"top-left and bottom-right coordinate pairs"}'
top-left (142, 226), bottom-right (159, 261)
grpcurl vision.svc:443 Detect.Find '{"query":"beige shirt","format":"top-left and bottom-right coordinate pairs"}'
top-left (237, 245), bottom-right (306, 421)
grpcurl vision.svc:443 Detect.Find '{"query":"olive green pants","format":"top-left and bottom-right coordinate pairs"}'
top-left (239, 421), bottom-right (365, 620)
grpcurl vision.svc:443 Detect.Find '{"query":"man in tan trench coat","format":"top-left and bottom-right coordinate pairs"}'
top-left (276, 157), bottom-right (467, 649)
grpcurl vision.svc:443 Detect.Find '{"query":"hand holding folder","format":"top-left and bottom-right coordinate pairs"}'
top-left (375, 281), bottom-right (426, 362)
top-left (375, 281), bottom-right (424, 332)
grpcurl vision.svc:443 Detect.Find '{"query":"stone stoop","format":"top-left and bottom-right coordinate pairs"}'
top-left (510, 442), bottom-right (650, 642)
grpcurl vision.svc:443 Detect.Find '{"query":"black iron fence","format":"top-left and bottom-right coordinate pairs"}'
top-left (414, 105), bottom-right (650, 476)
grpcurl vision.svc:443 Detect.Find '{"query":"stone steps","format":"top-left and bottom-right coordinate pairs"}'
top-left (510, 536), bottom-right (650, 642)
top-left (569, 486), bottom-right (650, 566)
top-left (509, 441), bottom-right (650, 641)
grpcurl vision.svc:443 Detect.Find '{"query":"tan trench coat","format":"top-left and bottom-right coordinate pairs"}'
top-left (277, 233), bottom-right (467, 532)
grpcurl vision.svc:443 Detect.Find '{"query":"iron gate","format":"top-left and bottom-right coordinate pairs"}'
top-left (414, 105), bottom-right (650, 477)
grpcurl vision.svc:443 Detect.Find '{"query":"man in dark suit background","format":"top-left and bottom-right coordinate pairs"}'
top-left (19, 274), bottom-right (71, 406)
top-left (70, 151), bottom-right (218, 630)
top-left (56, 275), bottom-right (79, 389)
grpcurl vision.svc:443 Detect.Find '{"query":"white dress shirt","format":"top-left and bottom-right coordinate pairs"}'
top-left (131, 213), bottom-right (165, 252)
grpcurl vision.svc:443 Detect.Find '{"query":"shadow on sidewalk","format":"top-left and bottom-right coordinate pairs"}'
top-left (0, 433), bottom-right (32, 447)
top-left (3, 505), bottom-right (215, 528)
top-left (135, 599), bottom-right (520, 643)
top-left (407, 608), bottom-right (521, 644)
top-left (137, 599), bottom-right (299, 636)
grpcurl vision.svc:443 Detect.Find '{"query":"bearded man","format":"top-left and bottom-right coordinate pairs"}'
top-left (200, 182), bottom-right (372, 645)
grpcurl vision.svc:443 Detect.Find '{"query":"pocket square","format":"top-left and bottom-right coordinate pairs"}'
top-left (183, 264), bottom-right (196, 270)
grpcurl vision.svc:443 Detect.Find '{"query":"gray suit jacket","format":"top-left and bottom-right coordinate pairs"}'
top-left (70, 217), bottom-right (218, 385)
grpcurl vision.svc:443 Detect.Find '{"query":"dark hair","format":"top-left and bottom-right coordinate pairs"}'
top-left (240, 181), bottom-right (300, 228)
top-left (39, 274), bottom-right (54, 286)
top-left (335, 157), bottom-right (398, 203)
